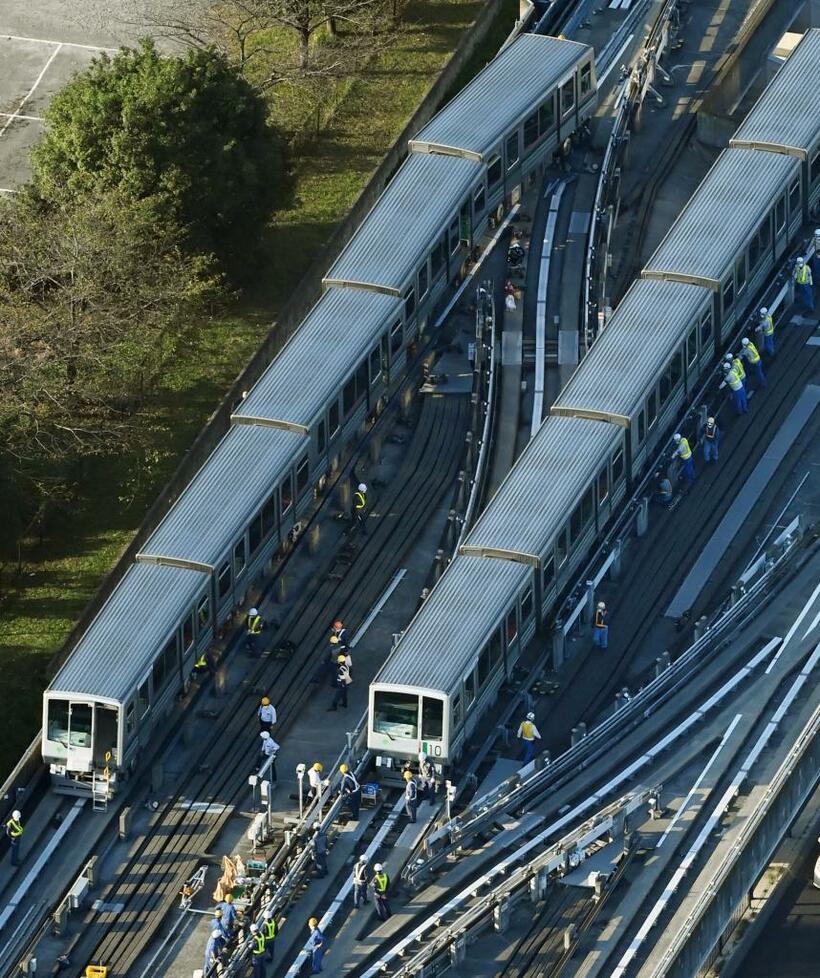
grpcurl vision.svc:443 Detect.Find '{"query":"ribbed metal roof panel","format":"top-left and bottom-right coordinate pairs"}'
top-left (731, 29), bottom-right (820, 158)
top-left (139, 424), bottom-right (306, 567)
top-left (461, 416), bottom-right (620, 558)
top-left (49, 562), bottom-right (205, 702)
top-left (323, 153), bottom-right (482, 293)
top-left (642, 149), bottom-right (799, 288)
top-left (552, 280), bottom-right (711, 419)
top-left (235, 289), bottom-right (401, 428)
top-left (412, 34), bottom-right (592, 158)
top-left (374, 555), bottom-right (529, 691)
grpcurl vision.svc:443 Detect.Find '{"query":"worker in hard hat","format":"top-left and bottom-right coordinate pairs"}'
top-left (740, 337), bottom-right (766, 388)
top-left (249, 922), bottom-right (266, 977)
top-left (699, 416), bottom-right (721, 464)
top-left (258, 696), bottom-right (277, 732)
top-left (204, 925), bottom-right (224, 976)
top-left (516, 712), bottom-right (541, 764)
top-left (352, 854), bottom-right (370, 908)
top-left (245, 607), bottom-right (264, 654)
top-left (339, 762), bottom-right (361, 819)
top-left (673, 432), bottom-right (695, 485)
top-left (403, 769), bottom-right (418, 823)
top-left (308, 916), bottom-right (326, 973)
top-left (353, 482), bottom-right (368, 535)
top-left (755, 307), bottom-right (775, 357)
top-left (593, 601), bottom-right (609, 648)
top-left (371, 863), bottom-right (392, 920)
top-left (5, 809), bottom-right (23, 867)
top-left (793, 255), bottom-right (814, 311)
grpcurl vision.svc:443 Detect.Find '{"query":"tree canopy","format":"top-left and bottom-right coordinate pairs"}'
top-left (30, 39), bottom-right (287, 266)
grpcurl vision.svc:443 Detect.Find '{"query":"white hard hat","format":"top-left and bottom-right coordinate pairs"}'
top-left (526, 711), bottom-right (535, 720)
top-left (673, 433), bottom-right (681, 443)
top-left (12, 810), bottom-right (21, 820)
top-left (796, 256), bottom-right (805, 265)
top-left (597, 601), bottom-right (606, 609)
top-left (358, 854), bottom-right (368, 862)
top-left (358, 483), bottom-right (367, 492)
top-left (250, 923), bottom-right (259, 933)
top-left (707, 416), bottom-right (715, 425)
top-left (724, 353), bottom-right (732, 361)
top-left (759, 307), bottom-right (768, 316)
top-left (264, 909), bottom-right (274, 919)
top-left (374, 862), bottom-right (383, 872)
top-left (212, 927), bottom-right (223, 938)
top-left (260, 731), bottom-right (270, 739)
top-left (722, 362), bottom-right (731, 372)
top-left (249, 607), bottom-right (258, 616)
top-left (741, 337), bottom-right (749, 347)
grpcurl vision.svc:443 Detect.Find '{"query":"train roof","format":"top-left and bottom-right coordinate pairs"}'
top-left (410, 34), bottom-right (592, 161)
top-left (373, 555), bottom-right (530, 692)
top-left (731, 29), bottom-right (820, 160)
top-left (137, 424), bottom-right (305, 569)
top-left (232, 289), bottom-right (402, 431)
top-left (551, 279), bottom-right (711, 424)
top-left (323, 152), bottom-right (482, 295)
top-left (642, 148), bottom-right (799, 290)
top-left (48, 562), bottom-right (206, 702)
top-left (460, 416), bottom-right (622, 563)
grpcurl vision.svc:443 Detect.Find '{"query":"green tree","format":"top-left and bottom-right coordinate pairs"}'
top-left (0, 190), bottom-right (221, 470)
top-left (30, 39), bottom-right (286, 266)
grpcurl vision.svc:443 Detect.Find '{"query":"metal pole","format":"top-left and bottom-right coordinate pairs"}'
top-left (296, 766), bottom-right (305, 821)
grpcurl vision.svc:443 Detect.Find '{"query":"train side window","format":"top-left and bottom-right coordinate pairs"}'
top-left (748, 234), bottom-right (760, 271)
top-left (281, 473), bottom-right (293, 515)
top-left (317, 419), bottom-right (326, 454)
top-left (328, 400), bottom-right (340, 437)
top-left (646, 389), bottom-right (657, 428)
top-left (452, 693), bottom-right (462, 729)
top-left (735, 255), bottom-right (746, 293)
top-left (182, 612), bottom-right (194, 653)
top-left (343, 376), bottom-right (356, 415)
top-left (449, 217), bottom-right (461, 255)
top-left (233, 537), bottom-right (246, 578)
top-left (687, 326), bottom-right (698, 366)
top-left (542, 556), bottom-right (555, 591)
top-left (506, 608), bottom-right (518, 644)
top-left (812, 148), bottom-right (820, 185)
top-left (404, 285), bottom-right (416, 320)
top-left (538, 95), bottom-right (555, 135)
top-left (659, 367), bottom-right (671, 406)
top-left (637, 409), bottom-right (646, 444)
top-left (523, 111), bottom-right (539, 149)
top-left (125, 700), bottom-right (136, 735)
top-left (369, 346), bottom-right (381, 384)
top-left (431, 236), bottom-right (445, 279)
top-left (464, 671), bottom-right (476, 708)
top-left (700, 312), bottom-right (712, 347)
top-left (598, 465), bottom-right (609, 504)
top-left (418, 262), bottom-right (429, 300)
top-left (473, 183), bottom-right (486, 217)
top-left (580, 62), bottom-right (593, 96)
top-left (555, 527), bottom-right (568, 567)
top-left (612, 447), bottom-right (624, 483)
top-left (487, 156), bottom-right (502, 188)
top-left (249, 513), bottom-right (263, 557)
top-left (478, 645), bottom-right (492, 687)
top-left (788, 178), bottom-right (801, 216)
top-left (217, 560), bottom-right (231, 600)
top-left (261, 492), bottom-right (277, 537)
top-left (390, 320), bottom-right (403, 356)
top-left (422, 697), bottom-right (443, 740)
top-left (521, 587), bottom-right (534, 622)
top-left (152, 637), bottom-right (175, 692)
top-left (138, 680), bottom-right (150, 718)
top-left (296, 455), bottom-right (309, 494)
top-left (775, 195), bottom-right (786, 233)
top-left (197, 593), bottom-right (211, 629)
top-left (758, 215), bottom-right (771, 253)
top-left (505, 131), bottom-right (519, 169)
top-left (722, 277), bottom-right (734, 314)
top-left (670, 350), bottom-right (683, 387)
top-left (355, 361), bottom-right (368, 400)
top-left (490, 628), bottom-right (503, 669)
top-left (560, 77), bottom-right (575, 114)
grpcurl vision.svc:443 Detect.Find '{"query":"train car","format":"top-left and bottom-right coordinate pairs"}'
top-left (551, 279), bottom-right (714, 481)
top-left (730, 28), bottom-right (820, 219)
top-left (642, 148), bottom-right (802, 344)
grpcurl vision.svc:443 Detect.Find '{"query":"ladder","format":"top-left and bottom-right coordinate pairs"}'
top-left (92, 766), bottom-right (110, 812)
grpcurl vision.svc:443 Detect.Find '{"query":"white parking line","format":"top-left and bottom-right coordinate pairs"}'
top-left (0, 43), bottom-right (63, 139)
top-left (1, 33), bottom-right (119, 53)
top-left (0, 112), bottom-right (43, 122)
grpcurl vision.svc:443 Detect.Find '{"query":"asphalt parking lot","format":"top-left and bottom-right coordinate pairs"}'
top-left (0, 2), bottom-right (151, 192)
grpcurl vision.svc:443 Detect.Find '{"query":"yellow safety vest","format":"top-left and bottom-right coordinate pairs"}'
top-left (761, 315), bottom-right (774, 336)
top-left (6, 817), bottom-right (22, 838)
top-left (374, 871), bottom-right (389, 894)
top-left (252, 932), bottom-right (266, 955)
top-left (732, 357), bottom-right (745, 381)
top-left (795, 264), bottom-right (810, 284)
top-left (354, 491), bottom-right (366, 511)
top-left (677, 437), bottom-right (692, 461)
top-left (744, 342), bottom-right (760, 364)
top-left (520, 720), bottom-right (534, 739)
top-left (248, 614), bottom-right (262, 634)
top-left (263, 918), bottom-right (277, 942)
top-left (195, 653), bottom-right (208, 668)
top-left (725, 368), bottom-right (742, 391)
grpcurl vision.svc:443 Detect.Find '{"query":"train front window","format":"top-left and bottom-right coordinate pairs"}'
top-left (422, 698), bottom-right (443, 740)
top-left (48, 700), bottom-right (69, 745)
top-left (68, 703), bottom-right (93, 748)
top-left (373, 691), bottom-right (418, 739)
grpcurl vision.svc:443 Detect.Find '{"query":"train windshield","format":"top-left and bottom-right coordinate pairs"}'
top-left (373, 691), bottom-right (419, 739)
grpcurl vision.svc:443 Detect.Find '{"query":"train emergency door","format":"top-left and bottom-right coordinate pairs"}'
top-left (65, 701), bottom-right (94, 773)
top-left (93, 705), bottom-right (119, 768)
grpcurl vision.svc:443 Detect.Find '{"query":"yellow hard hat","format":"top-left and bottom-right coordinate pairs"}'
top-left (224, 894), bottom-right (233, 903)
top-left (309, 916), bottom-right (319, 927)
top-left (403, 770), bottom-right (413, 780)
top-left (330, 635), bottom-right (340, 644)
top-left (261, 696), bottom-right (270, 706)
top-left (339, 763), bottom-right (349, 773)
top-left (313, 762), bottom-right (323, 771)
top-left (338, 654), bottom-right (347, 663)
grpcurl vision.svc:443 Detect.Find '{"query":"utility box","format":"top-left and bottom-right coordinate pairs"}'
top-left (69, 876), bottom-right (90, 910)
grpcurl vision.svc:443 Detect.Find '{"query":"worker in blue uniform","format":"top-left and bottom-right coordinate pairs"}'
top-left (740, 337), bottom-right (766, 388)
top-left (352, 855), bottom-right (370, 908)
top-left (794, 256), bottom-right (814, 311)
top-left (246, 607), bottom-right (264, 654)
top-left (353, 482), bottom-right (368, 535)
top-left (217, 893), bottom-right (237, 935)
top-left (516, 712), bottom-right (542, 763)
top-left (308, 917), bottom-right (326, 973)
top-left (311, 821), bottom-right (328, 878)
top-left (204, 926), bottom-right (223, 976)
top-left (720, 362), bottom-right (747, 414)
top-left (262, 909), bottom-right (277, 962)
top-left (699, 417), bottom-right (720, 464)
top-left (673, 433), bottom-right (695, 484)
top-left (339, 763), bottom-right (361, 819)
top-left (755, 307), bottom-right (775, 357)
top-left (403, 770), bottom-right (418, 823)
top-left (655, 471), bottom-right (673, 509)
top-left (5, 810), bottom-right (23, 867)
top-left (371, 865), bottom-right (392, 920)
top-left (419, 753), bottom-right (436, 803)
top-left (249, 923), bottom-right (266, 978)
top-left (593, 602), bottom-right (608, 648)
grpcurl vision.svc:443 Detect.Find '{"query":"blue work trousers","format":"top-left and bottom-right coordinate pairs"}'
top-left (732, 386), bottom-right (748, 415)
top-left (252, 953), bottom-right (266, 978)
top-left (703, 440), bottom-right (718, 464)
top-left (681, 456), bottom-right (695, 483)
top-left (749, 361), bottom-right (767, 387)
top-left (353, 882), bottom-right (368, 907)
top-left (375, 894), bottom-right (392, 921)
top-left (763, 334), bottom-right (774, 357)
top-left (405, 797), bottom-right (417, 823)
top-left (521, 738), bottom-right (536, 764)
top-left (593, 625), bottom-right (609, 648)
top-left (312, 946), bottom-right (325, 973)
top-left (796, 281), bottom-right (814, 311)
top-left (9, 838), bottom-right (20, 867)
top-left (343, 788), bottom-right (361, 819)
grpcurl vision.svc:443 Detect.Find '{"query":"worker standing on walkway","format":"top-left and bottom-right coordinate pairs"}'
top-left (217, 893), bottom-right (237, 935)
top-left (5, 810), bottom-right (22, 867)
top-left (755, 307), bottom-right (775, 357)
top-left (246, 608), bottom-right (264, 654)
top-left (353, 483), bottom-right (368, 535)
top-left (339, 763), bottom-right (361, 819)
top-left (307, 762), bottom-right (326, 803)
top-left (212, 907), bottom-right (230, 942)
top-left (308, 917), bottom-right (326, 973)
top-left (262, 909), bottom-right (277, 963)
top-left (724, 352), bottom-right (746, 390)
top-left (740, 337), bottom-right (766, 388)
top-left (249, 923), bottom-right (266, 978)
top-left (258, 697), bottom-right (276, 733)
top-left (794, 256), bottom-right (814, 312)
top-left (311, 821), bottom-right (329, 878)
top-left (331, 619), bottom-right (348, 649)
top-left (204, 926), bottom-right (224, 977)
top-left (258, 731), bottom-right (279, 780)
top-left (516, 712), bottom-right (541, 764)
top-left (352, 855), bottom-right (370, 907)
top-left (720, 362), bottom-right (748, 415)
top-left (403, 770), bottom-right (418, 823)
top-left (328, 654), bottom-right (351, 711)
top-left (673, 433), bottom-right (695, 485)
top-left (371, 863), bottom-right (392, 920)
top-left (698, 417), bottom-right (721, 464)
top-left (419, 753), bottom-right (436, 803)
top-left (593, 601), bottom-right (609, 648)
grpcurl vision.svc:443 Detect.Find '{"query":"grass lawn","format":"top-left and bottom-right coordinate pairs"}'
top-left (0, 0), bottom-right (520, 780)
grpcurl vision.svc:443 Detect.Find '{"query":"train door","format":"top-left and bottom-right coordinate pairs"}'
top-left (93, 705), bottom-right (119, 768)
top-left (65, 701), bottom-right (94, 773)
